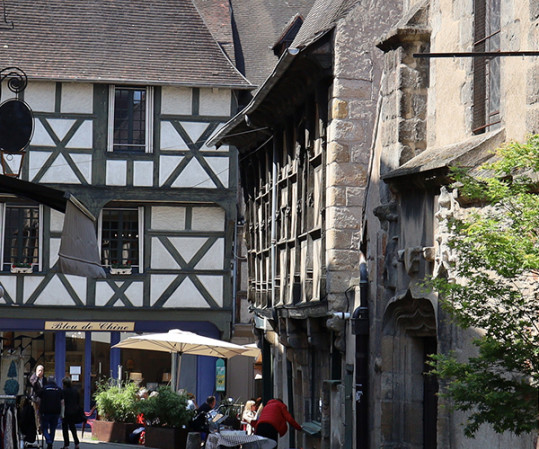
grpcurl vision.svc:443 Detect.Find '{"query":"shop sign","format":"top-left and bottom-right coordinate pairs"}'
top-left (44, 321), bottom-right (135, 331)
top-left (215, 358), bottom-right (226, 392)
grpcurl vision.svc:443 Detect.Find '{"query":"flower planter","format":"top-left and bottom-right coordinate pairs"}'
top-left (10, 266), bottom-right (33, 274)
top-left (110, 267), bottom-right (132, 275)
top-left (145, 426), bottom-right (189, 449)
top-left (92, 420), bottom-right (138, 443)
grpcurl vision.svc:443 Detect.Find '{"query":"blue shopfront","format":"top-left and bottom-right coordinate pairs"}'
top-left (0, 318), bottom-right (220, 412)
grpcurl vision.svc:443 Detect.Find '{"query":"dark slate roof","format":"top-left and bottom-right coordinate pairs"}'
top-left (229, 0), bottom-right (315, 86)
top-left (0, 0), bottom-right (252, 88)
top-left (192, 0), bottom-right (236, 63)
top-left (208, 0), bottom-right (362, 147)
top-left (291, 0), bottom-right (359, 48)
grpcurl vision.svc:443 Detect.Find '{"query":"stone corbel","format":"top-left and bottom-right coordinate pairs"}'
top-left (326, 313), bottom-right (347, 353)
top-left (373, 202), bottom-right (398, 223)
top-left (397, 246), bottom-right (423, 274)
top-left (280, 318), bottom-right (308, 349)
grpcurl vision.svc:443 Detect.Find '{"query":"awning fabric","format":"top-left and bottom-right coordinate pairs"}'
top-left (0, 175), bottom-right (106, 279)
top-left (58, 197), bottom-right (106, 279)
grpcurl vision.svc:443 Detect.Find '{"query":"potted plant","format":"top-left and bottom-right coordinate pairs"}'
top-left (11, 262), bottom-right (33, 274)
top-left (93, 379), bottom-right (140, 443)
top-left (139, 386), bottom-right (194, 449)
top-left (110, 261), bottom-right (132, 275)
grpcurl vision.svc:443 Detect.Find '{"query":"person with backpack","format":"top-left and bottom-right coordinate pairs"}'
top-left (39, 376), bottom-right (64, 449)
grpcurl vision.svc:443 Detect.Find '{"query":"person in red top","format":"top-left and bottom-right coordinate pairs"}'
top-left (254, 399), bottom-right (302, 442)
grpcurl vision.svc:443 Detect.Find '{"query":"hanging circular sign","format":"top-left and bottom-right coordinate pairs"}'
top-left (0, 98), bottom-right (34, 154)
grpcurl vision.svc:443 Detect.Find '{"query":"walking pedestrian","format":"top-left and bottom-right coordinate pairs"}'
top-left (39, 376), bottom-right (64, 449)
top-left (61, 377), bottom-right (80, 449)
top-left (254, 398), bottom-right (302, 442)
top-left (29, 364), bottom-right (45, 433)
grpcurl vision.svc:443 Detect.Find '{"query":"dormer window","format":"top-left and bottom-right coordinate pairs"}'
top-left (108, 86), bottom-right (154, 152)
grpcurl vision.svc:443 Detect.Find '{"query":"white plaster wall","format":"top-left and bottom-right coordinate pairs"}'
top-left (0, 277), bottom-right (16, 304)
top-left (124, 282), bottom-right (144, 307)
top-left (61, 83), bottom-right (93, 113)
top-left (95, 282), bottom-right (144, 307)
top-left (150, 236), bottom-right (223, 270)
top-left (1, 85), bottom-right (17, 101)
top-left (160, 122), bottom-right (189, 151)
top-left (170, 158), bottom-right (214, 188)
top-left (151, 238), bottom-right (181, 269)
top-left (161, 86), bottom-right (192, 115)
top-left (34, 153), bottom-right (91, 184)
top-left (195, 239), bottom-right (224, 269)
top-left (151, 206), bottom-right (186, 230)
top-left (106, 160), bottom-right (127, 185)
top-left (24, 82), bottom-right (56, 113)
top-left (65, 121), bottom-right (93, 149)
top-left (150, 274), bottom-right (223, 307)
top-left (31, 121), bottom-right (56, 147)
top-left (26, 275), bottom-right (86, 305)
top-left (159, 155), bottom-right (183, 185)
top-left (95, 282), bottom-right (115, 306)
top-left (199, 88), bottom-right (231, 116)
top-left (2, 154), bottom-right (23, 175)
top-left (205, 157), bottom-right (229, 188)
top-left (49, 209), bottom-right (65, 232)
top-left (70, 154), bottom-right (92, 182)
top-left (191, 207), bottom-right (225, 231)
top-left (49, 238), bottom-right (60, 267)
top-left (134, 161), bottom-right (153, 186)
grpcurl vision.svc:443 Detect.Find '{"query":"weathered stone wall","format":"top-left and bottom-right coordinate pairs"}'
top-left (365, 0), bottom-right (539, 447)
top-left (428, 0), bottom-right (539, 143)
top-left (325, 0), bottom-right (401, 316)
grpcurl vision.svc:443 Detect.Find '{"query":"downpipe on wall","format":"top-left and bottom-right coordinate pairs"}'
top-left (352, 252), bottom-right (369, 449)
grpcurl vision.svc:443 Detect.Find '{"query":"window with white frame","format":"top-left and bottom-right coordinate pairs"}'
top-left (1, 203), bottom-right (41, 271)
top-left (99, 207), bottom-right (143, 272)
top-left (108, 86), bottom-right (154, 152)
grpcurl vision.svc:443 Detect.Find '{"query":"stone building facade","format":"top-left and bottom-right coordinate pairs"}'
top-left (216, 0), bottom-right (539, 447)
top-left (364, 0), bottom-right (539, 447)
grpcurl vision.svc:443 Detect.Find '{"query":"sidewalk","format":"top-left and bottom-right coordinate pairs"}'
top-left (29, 429), bottom-right (139, 449)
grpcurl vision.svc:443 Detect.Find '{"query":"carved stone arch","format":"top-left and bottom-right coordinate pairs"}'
top-left (383, 295), bottom-right (436, 338)
top-left (380, 295), bottom-right (438, 449)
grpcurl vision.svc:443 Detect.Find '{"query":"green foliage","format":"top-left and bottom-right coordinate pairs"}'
top-left (430, 135), bottom-right (539, 436)
top-left (94, 379), bottom-right (140, 423)
top-left (138, 386), bottom-right (194, 428)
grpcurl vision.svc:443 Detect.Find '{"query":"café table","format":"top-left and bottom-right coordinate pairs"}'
top-left (205, 431), bottom-right (277, 449)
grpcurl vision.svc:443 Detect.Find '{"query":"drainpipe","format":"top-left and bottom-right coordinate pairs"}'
top-left (270, 135), bottom-right (277, 307)
top-left (352, 252), bottom-right (369, 449)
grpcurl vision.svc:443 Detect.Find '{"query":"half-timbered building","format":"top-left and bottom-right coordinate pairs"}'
top-left (0, 0), bottom-right (253, 410)
top-left (211, 0), bottom-right (539, 447)
top-left (209, 1), bottom-right (400, 448)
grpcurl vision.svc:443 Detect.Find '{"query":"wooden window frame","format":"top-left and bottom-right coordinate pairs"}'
top-left (108, 85), bottom-right (154, 153)
top-left (98, 206), bottom-right (144, 273)
top-left (1, 203), bottom-right (42, 272)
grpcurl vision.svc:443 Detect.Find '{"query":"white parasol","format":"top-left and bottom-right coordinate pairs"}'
top-left (112, 329), bottom-right (248, 390)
